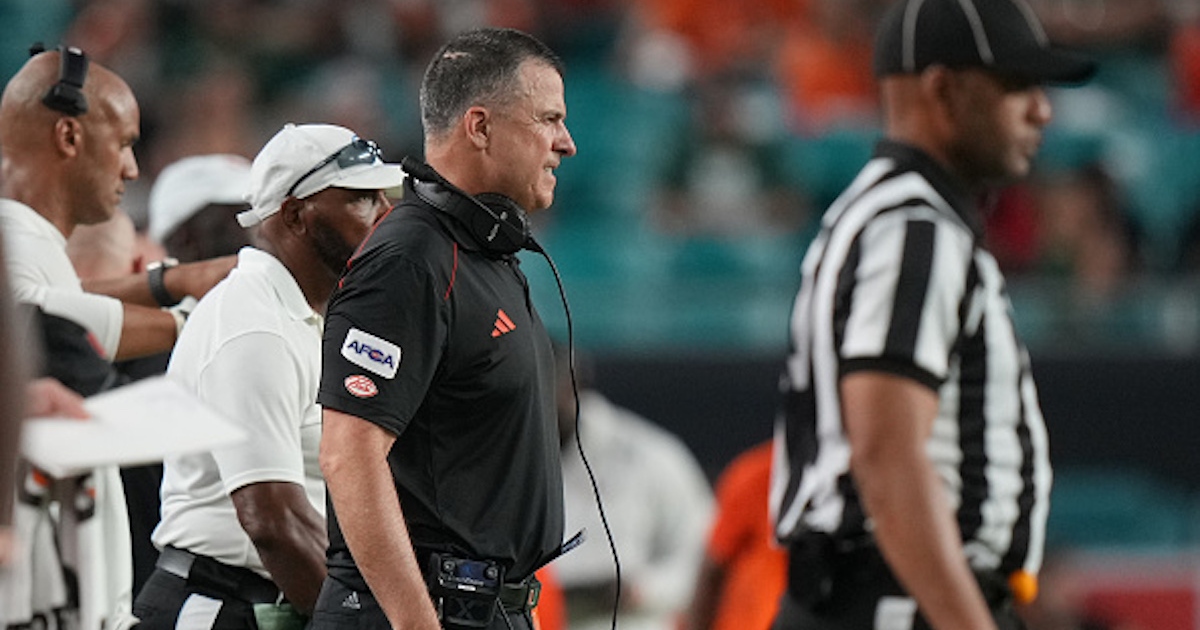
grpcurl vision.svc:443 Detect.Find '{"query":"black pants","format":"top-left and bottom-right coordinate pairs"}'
top-left (307, 577), bottom-right (535, 630)
top-left (133, 548), bottom-right (283, 630)
top-left (134, 570), bottom-right (260, 630)
top-left (771, 536), bottom-right (1024, 630)
top-left (121, 463), bottom-right (163, 596)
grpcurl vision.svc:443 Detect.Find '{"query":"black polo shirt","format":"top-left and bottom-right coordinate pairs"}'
top-left (317, 181), bottom-right (563, 589)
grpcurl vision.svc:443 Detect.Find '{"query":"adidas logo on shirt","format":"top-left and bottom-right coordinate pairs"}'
top-left (342, 591), bottom-right (361, 610)
top-left (491, 309), bottom-right (516, 338)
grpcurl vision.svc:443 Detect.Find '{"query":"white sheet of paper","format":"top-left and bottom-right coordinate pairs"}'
top-left (21, 375), bottom-right (247, 478)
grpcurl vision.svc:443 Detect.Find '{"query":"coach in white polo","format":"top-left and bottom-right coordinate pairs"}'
top-left (135, 123), bottom-right (402, 630)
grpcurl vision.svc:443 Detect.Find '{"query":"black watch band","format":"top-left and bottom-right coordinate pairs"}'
top-left (147, 258), bottom-right (180, 308)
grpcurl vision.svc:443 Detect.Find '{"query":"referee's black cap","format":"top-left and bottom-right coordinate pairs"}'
top-left (873, 0), bottom-right (1096, 85)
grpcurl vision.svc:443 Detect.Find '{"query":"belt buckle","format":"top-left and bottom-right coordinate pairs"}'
top-left (158, 546), bottom-right (197, 580)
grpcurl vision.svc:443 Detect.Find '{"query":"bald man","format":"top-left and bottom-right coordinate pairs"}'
top-left (0, 47), bottom-right (235, 363)
top-left (0, 47), bottom-right (231, 630)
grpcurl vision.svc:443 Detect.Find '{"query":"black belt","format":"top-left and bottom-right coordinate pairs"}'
top-left (786, 534), bottom-right (1013, 609)
top-left (157, 546), bottom-right (282, 605)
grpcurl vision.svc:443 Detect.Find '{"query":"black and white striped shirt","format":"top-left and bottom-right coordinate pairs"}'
top-left (769, 140), bottom-right (1050, 578)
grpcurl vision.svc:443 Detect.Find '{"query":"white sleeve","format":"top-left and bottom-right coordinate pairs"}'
top-left (2, 246), bottom-right (124, 360)
top-left (197, 332), bottom-right (307, 492)
top-left (840, 210), bottom-right (972, 382)
top-left (39, 288), bottom-right (124, 360)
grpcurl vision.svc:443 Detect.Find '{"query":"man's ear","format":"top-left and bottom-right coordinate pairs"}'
top-left (464, 106), bottom-right (491, 149)
top-left (52, 117), bottom-right (82, 157)
top-left (373, 190), bottom-right (391, 222)
top-left (920, 65), bottom-right (960, 130)
top-left (920, 65), bottom-right (953, 108)
top-left (279, 196), bottom-right (307, 234)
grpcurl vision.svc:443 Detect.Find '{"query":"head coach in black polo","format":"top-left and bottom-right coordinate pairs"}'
top-left (769, 2), bottom-right (1095, 629)
top-left (312, 27), bottom-right (578, 630)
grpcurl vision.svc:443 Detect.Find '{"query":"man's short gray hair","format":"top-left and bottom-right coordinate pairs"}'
top-left (419, 28), bottom-right (564, 140)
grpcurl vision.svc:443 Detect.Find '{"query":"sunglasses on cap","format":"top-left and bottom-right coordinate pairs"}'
top-left (286, 136), bottom-right (384, 198)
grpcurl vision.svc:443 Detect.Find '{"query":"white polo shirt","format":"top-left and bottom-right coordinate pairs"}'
top-left (0, 199), bottom-right (132, 629)
top-left (0, 199), bottom-right (124, 358)
top-left (153, 247), bottom-right (325, 577)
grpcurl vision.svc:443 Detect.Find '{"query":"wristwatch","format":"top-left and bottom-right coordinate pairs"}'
top-left (147, 257), bottom-right (181, 308)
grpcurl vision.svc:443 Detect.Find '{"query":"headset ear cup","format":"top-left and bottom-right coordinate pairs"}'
top-left (37, 45), bottom-right (89, 116)
top-left (403, 158), bottom-right (533, 257)
top-left (475, 193), bottom-right (530, 255)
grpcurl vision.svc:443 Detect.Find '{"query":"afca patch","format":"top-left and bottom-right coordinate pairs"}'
top-left (341, 327), bottom-right (400, 379)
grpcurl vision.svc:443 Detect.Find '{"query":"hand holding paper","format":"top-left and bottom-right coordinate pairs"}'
top-left (25, 377), bottom-right (89, 420)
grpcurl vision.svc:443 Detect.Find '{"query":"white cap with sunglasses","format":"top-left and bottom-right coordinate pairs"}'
top-left (238, 123), bottom-right (405, 228)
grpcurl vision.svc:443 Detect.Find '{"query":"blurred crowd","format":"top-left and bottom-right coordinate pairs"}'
top-left (2, 0), bottom-right (1197, 353)
top-left (2, 2), bottom-right (1200, 338)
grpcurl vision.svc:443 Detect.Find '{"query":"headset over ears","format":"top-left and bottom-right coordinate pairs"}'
top-left (29, 42), bottom-right (90, 117)
top-left (401, 156), bottom-right (538, 257)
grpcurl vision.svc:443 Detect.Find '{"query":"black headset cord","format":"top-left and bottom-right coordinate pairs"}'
top-left (527, 237), bottom-right (622, 630)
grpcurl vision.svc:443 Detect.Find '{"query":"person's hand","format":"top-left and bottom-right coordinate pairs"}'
top-left (170, 255), bottom-right (238, 300)
top-left (25, 377), bottom-right (88, 419)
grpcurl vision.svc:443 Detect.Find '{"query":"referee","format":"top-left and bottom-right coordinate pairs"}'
top-left (769, 2), bottom-right (1095, 629)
